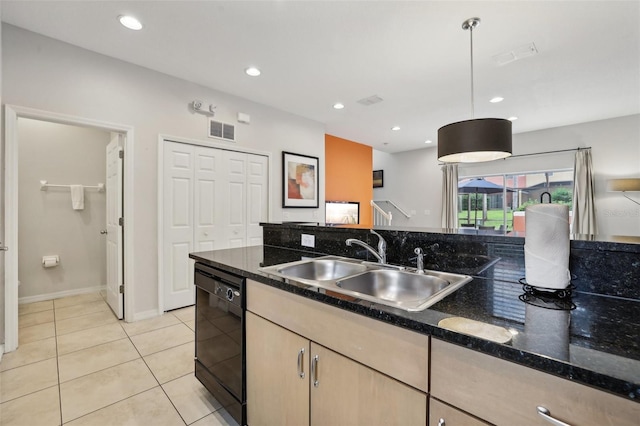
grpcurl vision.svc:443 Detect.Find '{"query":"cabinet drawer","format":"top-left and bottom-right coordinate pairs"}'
top-left (429, 398), bottom-right (490, 426)
top-left (247, 280), bottom-right (429, 392)
top-left (431, 339), bottom-right (640, 426)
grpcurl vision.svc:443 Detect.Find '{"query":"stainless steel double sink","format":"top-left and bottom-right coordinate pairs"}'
top-left (259, 256), bottom-right (472, 312)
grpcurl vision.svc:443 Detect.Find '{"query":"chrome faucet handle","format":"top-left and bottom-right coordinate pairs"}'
top-left (370, 230), bottom-right (387, 263)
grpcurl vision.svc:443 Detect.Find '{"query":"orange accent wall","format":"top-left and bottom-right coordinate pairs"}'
top-left (325, 134), bottom-right (373, 227)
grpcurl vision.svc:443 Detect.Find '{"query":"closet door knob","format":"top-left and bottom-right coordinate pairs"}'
top-left (100, 230), bottom-right (108, 234)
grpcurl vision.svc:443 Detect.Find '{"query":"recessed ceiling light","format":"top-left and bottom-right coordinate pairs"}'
top-left (333, 103), bottom-right (345, 110)
top-left (118, 15), bottom-right (143, 31)
top-left (245, 67), bottom-right (261, 77)
top-left (508, 116), bottom-right (518, 121)
top-left (490, 96), bottom-right (504, 103)
top-left (425, 140), bottom-right (433, 144)
top-left (391, 126), bottom-right (400, 131)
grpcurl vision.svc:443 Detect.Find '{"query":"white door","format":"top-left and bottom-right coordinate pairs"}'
top-left (222, 151), bottom-right (248, 248)
top-left (163, 141), bottom-right (195, 310)
top-left (193, 146), bottom-right (223, 253)
top-left (106, 134), bottom-right (124, 319)
top-left (247, 154), bottom-right (269, 246)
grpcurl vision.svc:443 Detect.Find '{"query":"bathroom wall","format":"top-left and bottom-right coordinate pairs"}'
top-left (17, 118), bottom-right (110, 300)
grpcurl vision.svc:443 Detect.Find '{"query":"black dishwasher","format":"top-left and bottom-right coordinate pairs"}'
top-left (194, 262), bottom-right (246, 425)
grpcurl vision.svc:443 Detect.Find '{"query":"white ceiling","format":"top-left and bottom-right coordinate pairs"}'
top-left (2, 1), bottom-right (639, 153)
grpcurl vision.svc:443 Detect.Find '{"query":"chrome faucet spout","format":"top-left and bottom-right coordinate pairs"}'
top-left (346, 230), bottom-right (387, 264)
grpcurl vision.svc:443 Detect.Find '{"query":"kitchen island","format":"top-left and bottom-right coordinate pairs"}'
top-left (190, 243), bottom-right (639, 425)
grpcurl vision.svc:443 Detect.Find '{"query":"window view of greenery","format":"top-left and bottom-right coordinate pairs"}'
top-left (458, 170), bottom-right (574, 232)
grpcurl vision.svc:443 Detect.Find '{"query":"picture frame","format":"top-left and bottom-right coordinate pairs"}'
top-left (373, 170), bottom-right (384, 188)
top-left (282, 151), bottom-right (319, 208)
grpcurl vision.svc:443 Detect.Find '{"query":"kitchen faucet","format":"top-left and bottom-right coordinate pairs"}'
top-left (345, 230), bottom-right (387, 264)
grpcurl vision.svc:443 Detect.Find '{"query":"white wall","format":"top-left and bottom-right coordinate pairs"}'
top-left (2, 25), bottom-right (326, 316)
top-left (17, 119), bottom-right (109, 299)
top-left (373, 148), bottom-right (442, 228)
top-left (374, 114), bottom-right (640, 236)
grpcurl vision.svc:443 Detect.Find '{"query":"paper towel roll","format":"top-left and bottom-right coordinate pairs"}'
top-left (42, 255), bottom-right (59, 268)
top-left (524, 204), bottom-right (571, 289)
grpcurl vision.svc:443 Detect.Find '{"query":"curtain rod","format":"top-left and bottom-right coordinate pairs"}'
top-left (503, 146), bottom-right (591, 160)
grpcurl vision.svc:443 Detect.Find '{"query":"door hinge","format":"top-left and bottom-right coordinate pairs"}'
top-left (118, 150), bottom-right (124, 159)
top-left (119, 284), bottom-right (124, 294)
top-left (119, 217), bottom-right (124, 226)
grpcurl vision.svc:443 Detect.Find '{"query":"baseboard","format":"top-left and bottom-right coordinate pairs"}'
top-left (132, 309), bottom-right (162, 322)
top-left (18, 285), bottom-right (107, 305)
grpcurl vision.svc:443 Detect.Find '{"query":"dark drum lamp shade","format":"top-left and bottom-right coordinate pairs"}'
top-left (438, 118), bottom-right (513, 163)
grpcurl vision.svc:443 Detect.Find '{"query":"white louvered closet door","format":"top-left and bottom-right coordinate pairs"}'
top-left (163, 141), bottom-right (195, 310)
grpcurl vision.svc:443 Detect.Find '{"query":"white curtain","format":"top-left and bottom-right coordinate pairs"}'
top-left (572, 149), bottom-right (597, 235)
top-left (441, 164), bottom-right (459, 229)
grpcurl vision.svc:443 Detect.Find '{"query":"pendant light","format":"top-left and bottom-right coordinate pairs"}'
top-left (438, 18), bottom-right (512, 163)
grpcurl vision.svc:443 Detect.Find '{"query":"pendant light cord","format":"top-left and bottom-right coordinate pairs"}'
top-left (469, 24), bottom-right (475, 119)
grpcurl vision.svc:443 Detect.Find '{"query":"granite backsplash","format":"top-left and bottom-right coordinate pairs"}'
top-left (262, 223), bottom-right (640, 301)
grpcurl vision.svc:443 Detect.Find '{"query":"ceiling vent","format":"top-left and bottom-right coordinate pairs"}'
top-left (208, 119), bottom-right (235, 142)
top-left (492, 42), bottom-right (538, 66)
top-left (357, 95), bottom-right (384, 106)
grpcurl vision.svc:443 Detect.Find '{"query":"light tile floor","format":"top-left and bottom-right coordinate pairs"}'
top-left (1, 292), bottom-right (239, 426)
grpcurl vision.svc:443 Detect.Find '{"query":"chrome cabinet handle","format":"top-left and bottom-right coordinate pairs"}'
top-left (311, 355), bottom-right (319, 387)
top-left (537, 406), bottom-right (571, 426)
top-left (297, 348), bottom-right (305, 378)
top-left (437, 419), bottom-right (445, 426)
top-left (0, 242), bottom-right (8, 251)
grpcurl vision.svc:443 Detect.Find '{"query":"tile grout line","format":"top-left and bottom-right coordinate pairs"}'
top-left (125, 313), bottom-right (189, 426)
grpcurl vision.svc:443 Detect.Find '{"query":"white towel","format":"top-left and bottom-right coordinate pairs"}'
top-left (70, 185), bottom-right (84, 210)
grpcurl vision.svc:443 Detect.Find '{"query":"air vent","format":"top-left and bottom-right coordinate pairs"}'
top-left (357, 95), bottom-right (384, 106)
top-left (208, 119), bottom-right (236, 142)
top-left (492, 42), bottom-right (538, 66)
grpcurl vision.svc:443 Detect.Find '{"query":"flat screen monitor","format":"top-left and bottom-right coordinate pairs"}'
top-left (325, 201), bottom-right (359, 225)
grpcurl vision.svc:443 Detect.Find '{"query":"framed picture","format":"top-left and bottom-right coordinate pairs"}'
top-left (373, 170), bottom-right (384, 188)
top-left (282, 151), bottom-right (319, 208)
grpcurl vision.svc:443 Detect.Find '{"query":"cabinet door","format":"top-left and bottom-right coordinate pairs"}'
top-left (429, 398), bottom-right (490, 426)
top-left (310, 342), bottom-right (427, 426)
top-left (246, 312), bottom-right (310, 426)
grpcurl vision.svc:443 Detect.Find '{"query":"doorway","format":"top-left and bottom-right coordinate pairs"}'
top-left (3, 105), bottom-right (134, 353)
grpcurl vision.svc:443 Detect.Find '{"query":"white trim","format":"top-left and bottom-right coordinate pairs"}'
top-left (0, 345), bottom-right (4, 360)
top-left (132, 309), bottom-right (161, 322)
top-left (4, 105), bottom-right (136, 352)
top-left (18, 285), bottom-right (106, 305)
top-left (156, 134), bottom-right (272, 314)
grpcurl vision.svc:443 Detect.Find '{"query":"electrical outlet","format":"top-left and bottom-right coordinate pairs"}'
top-left (301, 234), bottom-right (315, 248)
top-left (283, 212), bottom-right (290, 220)
top-left (424, 210), bottom-right (431, 215)
top-left (410, 210), bottom-right (416, 216)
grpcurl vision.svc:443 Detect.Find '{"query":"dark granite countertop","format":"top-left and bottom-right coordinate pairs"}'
top-left (190, 245), bottom-right (640, 403)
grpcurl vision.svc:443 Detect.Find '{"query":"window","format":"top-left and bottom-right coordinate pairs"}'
top-left (458, 169), bottom-right (573, 232)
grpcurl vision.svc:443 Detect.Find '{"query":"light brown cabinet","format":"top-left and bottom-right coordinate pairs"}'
top-left (246, 280), bottom-right (429, 426)
top-left (246, 312), bottom-right (309, 425)
top-left (428, 398), bottom-right (490, 426)
top-left (431, 338), bottom-right (640, 426)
